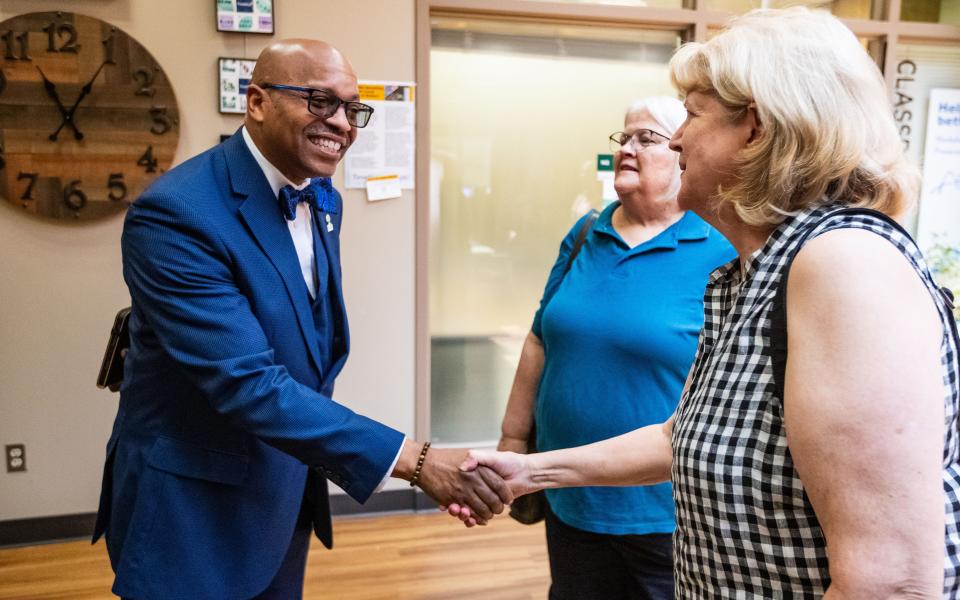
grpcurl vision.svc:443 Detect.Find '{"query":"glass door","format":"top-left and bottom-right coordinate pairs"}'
top-left (429, 17), bottom-right (681, 444)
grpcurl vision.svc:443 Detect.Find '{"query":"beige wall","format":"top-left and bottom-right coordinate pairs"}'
top-left (0, 0), bottom-right (416, 521)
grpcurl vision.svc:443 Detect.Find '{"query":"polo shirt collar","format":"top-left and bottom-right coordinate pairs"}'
top-left (593, 202), bottom-right (711, 255)
top-left (674, 210), bottom-right (712, 242)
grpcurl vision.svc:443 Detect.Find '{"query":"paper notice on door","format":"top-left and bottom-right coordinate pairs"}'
top-left (365, 175), bottom-right (402, 201)
top-left (344, 81), bottom-right (416, 189)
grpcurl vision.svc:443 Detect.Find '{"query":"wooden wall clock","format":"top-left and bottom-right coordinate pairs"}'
top-left (0, 12), bottom-right (180, 222)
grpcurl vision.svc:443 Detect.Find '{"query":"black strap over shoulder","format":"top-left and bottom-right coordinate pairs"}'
top-left (564, 209), bottom-right (599, 275)
top-left (769, 207), bottom-right (959, 399)
top-left (539, 209), bottom-right (600, 314)
top-left (540, 209), bottom-right (599, 311)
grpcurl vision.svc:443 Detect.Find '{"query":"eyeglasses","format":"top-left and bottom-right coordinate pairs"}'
top-left (608, 129), bottom-right (670, 153)
top-left (261, 84), bottom-right (375, 128)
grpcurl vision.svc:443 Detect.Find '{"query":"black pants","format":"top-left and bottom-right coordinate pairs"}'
top-left (545, 507), bottom-right (674, 600)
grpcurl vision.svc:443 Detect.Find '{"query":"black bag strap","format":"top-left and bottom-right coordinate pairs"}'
top-left (564, 209), bottom-right (599, 275)
top-left (530, 208), bottom-right (598, 435)
top-left (770, 207), bottom-right (960, 399)
top-left (538, 210), bottom-right (598, 316)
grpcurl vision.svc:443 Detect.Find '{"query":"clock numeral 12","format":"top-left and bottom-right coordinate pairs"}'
top-left (107, 173), bottom-right (127, 201)
top-left (137, 146), bottom-right (158, 173)
top-left (1, 30), bottom-right (31, 61)
top-left (63, 180), bottom-right (87, 211)
top-left (17, 172), bottom-right (38, 200)
top-left (42, 22), bottom-right (80, 53)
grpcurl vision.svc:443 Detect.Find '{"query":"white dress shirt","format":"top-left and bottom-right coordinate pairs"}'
top-left (240, 127), bottom-right (402, 491)
top-left (242, 127), bottom-right (318, 298)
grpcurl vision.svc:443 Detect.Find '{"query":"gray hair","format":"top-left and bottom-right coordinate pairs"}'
top-left (624, 96), bottom-right (686, 201)
top-left (626, 96), bottom-right (687, 137)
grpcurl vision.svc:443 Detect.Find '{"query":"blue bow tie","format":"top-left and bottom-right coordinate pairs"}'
top-left (278, 178), bottom-right (339, 221)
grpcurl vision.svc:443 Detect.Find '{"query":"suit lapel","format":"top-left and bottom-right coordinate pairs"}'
top-left (222, 132), bottom-right (324, 375)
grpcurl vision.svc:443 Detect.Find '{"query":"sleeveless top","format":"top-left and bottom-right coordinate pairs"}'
top-left (672, 204), bottom-right (960, 598)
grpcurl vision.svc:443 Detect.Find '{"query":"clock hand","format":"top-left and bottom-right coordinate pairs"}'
top-left (35, 66), bottom-right (69, 114)
top-left (51, 61), bottom-right (109, 142)
top-left (66, 61), bottom-right (107, 116)
top-left (35, 66), bottom-right (83, 141)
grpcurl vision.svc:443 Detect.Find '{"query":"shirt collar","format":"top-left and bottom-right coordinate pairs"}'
top-left (593, 201), bottom-right (712, 253)
top-left (241, 126), bottom-right (311, 198)
top-left (706, 256), bottom-right (742, 291)
top-left (591, 201), bottom-right (618, 237)
top-left (673, 210), bottom-right (712, 242)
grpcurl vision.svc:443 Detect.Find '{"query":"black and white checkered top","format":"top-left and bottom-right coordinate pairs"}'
top-left (672, 204), bottom-right (960, 598)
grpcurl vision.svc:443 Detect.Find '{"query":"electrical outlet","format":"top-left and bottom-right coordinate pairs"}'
top-left (5, 444), bottom-right (26, 472)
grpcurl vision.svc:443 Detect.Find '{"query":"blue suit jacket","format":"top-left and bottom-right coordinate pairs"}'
top-left (93, 131), bottom-right (405, 599)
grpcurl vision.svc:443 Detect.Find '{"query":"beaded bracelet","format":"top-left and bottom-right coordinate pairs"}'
top-left (409, 441), bottom-right (431, 488)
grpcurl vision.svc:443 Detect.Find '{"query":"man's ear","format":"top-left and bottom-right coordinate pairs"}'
top-left (745, 101), bottom-right (764, 145)
top-left (246, 84), bottom-right (267, 124)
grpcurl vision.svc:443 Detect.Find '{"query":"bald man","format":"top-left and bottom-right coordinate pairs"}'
top-left (93, 40), bottom-right (510, 600)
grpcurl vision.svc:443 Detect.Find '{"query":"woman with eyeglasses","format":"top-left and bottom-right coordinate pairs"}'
top-left (494, 96), bottom-right (734, 600)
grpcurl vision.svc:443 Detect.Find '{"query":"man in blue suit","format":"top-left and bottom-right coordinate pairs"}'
top-left (93, 39), bottom-right (510, 599)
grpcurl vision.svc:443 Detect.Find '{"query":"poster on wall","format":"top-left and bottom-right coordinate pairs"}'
top-left (344, 81), bottom-right (416, 192)
top-left (916, 88), bottom-right (960, 305)
top-left (917, 88), bottom-right (960, 249)
top-left (219, 57), bottom-right (256, 114)
top-left (889, 46), bottom-right (960, 236)
top-left (216, 0), bottom-right (274, 34)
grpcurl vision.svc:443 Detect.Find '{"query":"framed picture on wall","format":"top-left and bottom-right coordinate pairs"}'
top-left (219, 57), bottom-right (257, 114)
top-left (216, 0), bottom-right (274, 35)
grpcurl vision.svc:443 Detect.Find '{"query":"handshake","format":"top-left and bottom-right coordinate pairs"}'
top-left (395, 441), bottom-right (536, 527)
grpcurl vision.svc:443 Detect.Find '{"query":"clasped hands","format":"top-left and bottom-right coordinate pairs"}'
top-left (406, 442), bottom-right (537, 528)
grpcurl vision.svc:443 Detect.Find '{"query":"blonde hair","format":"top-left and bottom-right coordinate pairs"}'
top-left (669, 7), bottom-right (919, 227)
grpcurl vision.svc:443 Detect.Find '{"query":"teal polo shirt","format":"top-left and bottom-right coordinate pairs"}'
top-left (532, 202), bottom-right (736, 535)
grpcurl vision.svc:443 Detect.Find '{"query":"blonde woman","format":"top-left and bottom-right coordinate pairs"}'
top-left (452, 8), bottom-right (960, 597)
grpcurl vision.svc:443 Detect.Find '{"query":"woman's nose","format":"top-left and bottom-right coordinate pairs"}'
top-left (668, 127), bottom-right (683, 153)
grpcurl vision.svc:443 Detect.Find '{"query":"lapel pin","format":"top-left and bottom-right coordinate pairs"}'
top-left (326, 213), bottom-right (334, 233)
